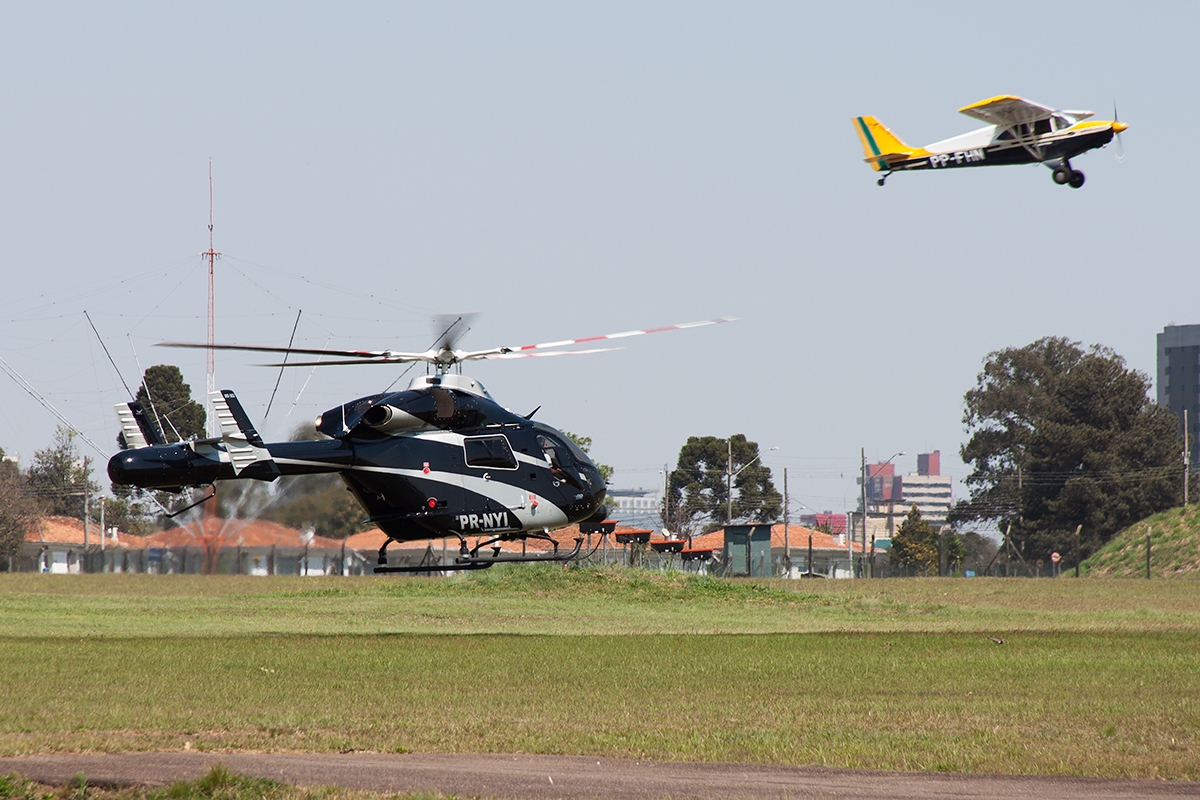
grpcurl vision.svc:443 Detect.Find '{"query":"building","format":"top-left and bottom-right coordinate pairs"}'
top-left (20, 516), bottom-right (143, 573)
top-left (688, 524), bottom-right (865, 579)
top-left (17, 516), bottom-right (350, 575)
top-left (607, 488), bottom-right (660, 525)
top-left (853, 451), bottom-right (953, 545)
top-left (1158, 324), bottom-right (1200, 467)
top-left (901, 451), bottom-right (953, 526)
top-left (798, 512), bottom-right (847, 534)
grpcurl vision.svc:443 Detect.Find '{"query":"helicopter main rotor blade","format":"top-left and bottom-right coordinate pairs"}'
top-left (486, 347), bottom-right (622, 360)
top-left (487, 317), bottom-right (737, 357)
top-left (258, 356), bottom-right (428, 367)
top-left (158, 341), bottom-right (427, 361)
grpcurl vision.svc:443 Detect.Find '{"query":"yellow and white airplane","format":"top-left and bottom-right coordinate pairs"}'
top-left (853, 96), bottom-right (1127, 188)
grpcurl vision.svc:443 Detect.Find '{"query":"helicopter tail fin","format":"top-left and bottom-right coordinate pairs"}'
top-left (211, 389), bottom-right (280, 479)
top-left (115, 401), bottom-right (165, 449)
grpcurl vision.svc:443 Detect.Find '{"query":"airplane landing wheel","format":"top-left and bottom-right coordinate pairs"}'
top-left (877, 178), bottom-right (886, 187)
top-left (1068, 170), bottom-right (1085, 189)
top-left (1052, 166), bottom-right (1071, 185)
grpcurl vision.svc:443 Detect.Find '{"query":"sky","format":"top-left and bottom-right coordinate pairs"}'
top-left (0, 2), bottom-right (1195, 522)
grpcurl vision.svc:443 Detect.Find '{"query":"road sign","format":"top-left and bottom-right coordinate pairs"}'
top-left (1051, 551), bottom-right (1061, 563)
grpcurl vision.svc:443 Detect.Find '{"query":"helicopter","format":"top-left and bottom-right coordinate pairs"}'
top-left (107, 316), bottom-right (734, 572)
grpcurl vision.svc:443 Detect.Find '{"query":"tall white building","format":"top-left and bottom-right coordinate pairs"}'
top-left (900, 474), bottom-right (953, 526)
top-left (901, 450), bottom-right (952, 526)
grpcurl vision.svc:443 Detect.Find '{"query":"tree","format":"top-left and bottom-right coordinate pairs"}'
top-left (26, 427), bottom-right (99, 519)
top-left (133, 365), bottom-right (206, 444)
top-left (666, 434), bottom-right (781, 537)
top-left (952, 337), bottom-right (1183, 562)
top-left (939, 528), bottom-right (968, 575)
top-left (890, 504), bottom-right (938, 576)
top-left (0, 447), bottom-right (39, 567)
top-left (959, 531), bottom-right (998, 574)
top-left (244, 423), bottom-right (366, 539)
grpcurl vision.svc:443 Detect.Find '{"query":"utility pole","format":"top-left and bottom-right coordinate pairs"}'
top-left (860, 447), bottom-right (867, 578)
top-left (1184, 409), bottom-right (1190, 505)
top-left (662, 464), bottom-right (669, 533)
top-left (727, 438), bottom-right (733, 526)
top-left (82, 456), bottom-right (90, 551)
top-left (783, 468), bottom-right (790, 576)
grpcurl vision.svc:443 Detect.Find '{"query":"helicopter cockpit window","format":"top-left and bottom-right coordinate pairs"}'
top-left (463, 435), bottom-right (518, 470)
top-left (537, 433), bottom-right (584, 488)
top-left (537, 435), bottom-right (570, 469)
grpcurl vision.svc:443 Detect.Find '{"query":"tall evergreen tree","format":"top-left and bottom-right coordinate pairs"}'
top-left (134, 365), bottom-right (206, 444)
top-left (666, 434), bottom-right (780, 537)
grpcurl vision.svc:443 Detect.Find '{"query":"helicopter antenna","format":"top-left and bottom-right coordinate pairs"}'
top-left (264, 309), bottom-right (302, 421)
top-left (129, 336), bottom-right (183, 443)
top-left (202, 159), bottom-right (221, 437)
top-left (85, 310), bottom-right (134, 400)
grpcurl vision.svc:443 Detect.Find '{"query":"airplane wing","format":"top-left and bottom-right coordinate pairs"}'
top-left (958, 95), bottom-right (1056, 127)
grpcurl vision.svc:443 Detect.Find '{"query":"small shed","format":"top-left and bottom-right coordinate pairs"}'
top-left (723, 524), bottom-right (774, 577)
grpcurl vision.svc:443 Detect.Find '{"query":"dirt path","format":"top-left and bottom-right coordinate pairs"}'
top-left (1, 752), bottom-right (1193, 799)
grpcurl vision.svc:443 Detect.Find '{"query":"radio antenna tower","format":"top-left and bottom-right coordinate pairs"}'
top-left (203, 159), bottom-right (221, 437)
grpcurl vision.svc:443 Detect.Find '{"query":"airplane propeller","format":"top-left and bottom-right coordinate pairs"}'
top-left (1113, 102), bottom-right (1126, 162)
top-left (159, 317), bottom-right (737, 373)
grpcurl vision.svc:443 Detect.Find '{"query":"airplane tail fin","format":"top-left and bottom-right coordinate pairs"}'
top-left (853, 116), bottom-right (914, 171)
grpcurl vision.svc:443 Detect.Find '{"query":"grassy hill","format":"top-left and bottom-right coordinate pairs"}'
top-left (1082, 504), bottom-right (1200, 578)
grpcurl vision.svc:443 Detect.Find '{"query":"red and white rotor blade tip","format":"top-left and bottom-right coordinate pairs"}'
top-left (486, 347), bottom-right (622, 360)
top-left (505, 317), bottom-right (736, 354)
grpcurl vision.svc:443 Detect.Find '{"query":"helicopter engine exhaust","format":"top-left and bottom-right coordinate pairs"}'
top-left (362, 404), bottom-right (426, 433)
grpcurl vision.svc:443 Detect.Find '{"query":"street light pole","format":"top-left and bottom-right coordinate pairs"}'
top-left (726, 441), bottom-right (778, 527)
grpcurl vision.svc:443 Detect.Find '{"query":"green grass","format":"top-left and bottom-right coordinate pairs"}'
top-left (4, 566), bottom-right (1200, 637)
top-left (1083, 505), bottom-right (1200, 579)
top-left (1, 568), bottom-right (1199, 781)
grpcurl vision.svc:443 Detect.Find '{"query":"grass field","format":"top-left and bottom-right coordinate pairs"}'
top-left (2, 568), bottom-right (1198, 781)
top-left (1083, 504), bottom-right (1200, 579)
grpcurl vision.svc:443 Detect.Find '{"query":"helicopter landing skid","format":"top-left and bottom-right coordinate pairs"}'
top-left (373, 534), bottom-right (584, 573)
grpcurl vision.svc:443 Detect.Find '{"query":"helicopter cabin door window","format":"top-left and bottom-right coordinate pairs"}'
top-left (463, 435), bottom-right (518, 470)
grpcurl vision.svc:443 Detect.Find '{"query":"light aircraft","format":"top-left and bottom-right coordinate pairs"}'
top-left (854, 95), bottom-right (1127, 187)
top-left (107, 317), bottom-right (734, 572)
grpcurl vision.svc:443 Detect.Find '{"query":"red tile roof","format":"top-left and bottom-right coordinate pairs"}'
top-left (688, 523), bottom-right (864, 553)
top-left (345, 522), bottom-right (650, 555)
top-left (24, 516), bottom-right (144, 548)
top-left (143, 517), bottom-right (344, 550)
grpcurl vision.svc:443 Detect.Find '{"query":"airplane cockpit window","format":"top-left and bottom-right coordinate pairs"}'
top-left (1032, 118), bottom-right (1052, 136)
top-left (463, 435), bottom-right (518, 470)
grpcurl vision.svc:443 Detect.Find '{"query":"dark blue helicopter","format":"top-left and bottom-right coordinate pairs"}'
top-left (107, 317), bottom-right (732, 572)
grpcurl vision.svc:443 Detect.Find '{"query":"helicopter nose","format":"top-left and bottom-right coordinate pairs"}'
top-left (1113, 121), bottom-right (1128, 134)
